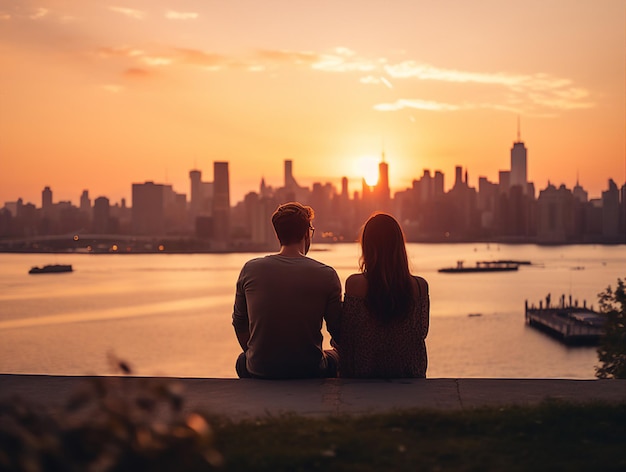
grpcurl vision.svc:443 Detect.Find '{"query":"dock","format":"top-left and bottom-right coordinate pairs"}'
top-left (525, 294), bottom-right (606, 345)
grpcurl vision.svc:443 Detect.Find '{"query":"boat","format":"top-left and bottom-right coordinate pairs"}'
top-left (438, 260), bottom-right (519, 273)
top-left (28, 264), bottom-right (73, 274)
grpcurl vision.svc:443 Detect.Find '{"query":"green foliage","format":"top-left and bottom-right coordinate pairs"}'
top-left (596, 277), bottom-right (626, 379)
top-left (0, 362), bottom-right (222, 471)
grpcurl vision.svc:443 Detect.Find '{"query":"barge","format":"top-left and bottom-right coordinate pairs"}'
top-left (439, 260), bottom-right (519, 273)
top-left (28, 264), bottom-right (73, 274)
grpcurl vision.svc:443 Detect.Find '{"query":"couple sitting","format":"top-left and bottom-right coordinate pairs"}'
top-left (232, 202), bottom-right (429, 379)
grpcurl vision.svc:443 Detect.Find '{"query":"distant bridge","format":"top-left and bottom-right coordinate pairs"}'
top-left (0, 234), bottom-right (268, 253)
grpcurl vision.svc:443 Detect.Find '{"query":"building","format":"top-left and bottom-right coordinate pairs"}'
top-left (374, 152), bottom-right (391, 210)
top-left (602, 179), bottom-right (620, 240)
top-left (41, 186), bottom-right (53, 217)
top-left (281, 160), bottom-right (309, 203)
top-left (93, 196), bottom-right (111, 234)
top-left (536, 183), bottom-right (574, 243)
top-left (132, 181), bottom-right (165, 235)
top-left (510, 142), bottom-right (528, 193)
top-left (212, 161), bottom-right (231, 246)
top-left (510, 122), bottom-right (528, 194)
top-left (80, 190), bottom-right (91, 214)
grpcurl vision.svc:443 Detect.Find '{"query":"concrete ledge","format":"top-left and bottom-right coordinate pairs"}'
top-left (1, 374), bottom-right (625, 420)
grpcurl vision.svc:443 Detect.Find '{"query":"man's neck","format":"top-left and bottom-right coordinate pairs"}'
top-left (278, 241), bottom-right (307, 257)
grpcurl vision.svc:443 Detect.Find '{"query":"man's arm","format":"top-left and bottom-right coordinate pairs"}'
top-left (324, 269), bottom-right (342, 345)
top-left (232, 269), bottom-right (250, 351)
top-left (234, 326), bottom-right (250, 352)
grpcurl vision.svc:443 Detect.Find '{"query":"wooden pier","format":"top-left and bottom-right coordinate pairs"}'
top-left (525, 295), bottom-right (606, 346)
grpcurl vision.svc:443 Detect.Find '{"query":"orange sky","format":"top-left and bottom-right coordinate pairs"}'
top-left (1, 0), bottom-right (624, 206)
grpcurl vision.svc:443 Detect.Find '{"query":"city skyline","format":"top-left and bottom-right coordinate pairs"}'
top-left (1, 143), bottom-right (622, 210)
top-left (1, 1), bottom-right (624, 205)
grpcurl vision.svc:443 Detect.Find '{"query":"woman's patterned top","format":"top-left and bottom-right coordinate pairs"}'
top-left (338, 276), bottom-right (429, 378)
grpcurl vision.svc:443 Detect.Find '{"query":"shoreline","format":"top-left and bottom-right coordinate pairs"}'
top-left (1, 239), bottom-right (624, 255)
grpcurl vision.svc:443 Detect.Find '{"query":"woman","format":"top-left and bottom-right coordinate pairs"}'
top-left (338, 213), bottom-right (429, 378)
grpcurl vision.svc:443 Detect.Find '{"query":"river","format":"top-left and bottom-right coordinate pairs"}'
top-left (0, 243), bottom-right (623, 379)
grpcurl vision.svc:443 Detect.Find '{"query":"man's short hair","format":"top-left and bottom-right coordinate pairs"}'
top-left (271, 202), bottom-right (314, 246)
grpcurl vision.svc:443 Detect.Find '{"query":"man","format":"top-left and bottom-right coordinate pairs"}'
top-left (232, 202), bottom-right (341, 379)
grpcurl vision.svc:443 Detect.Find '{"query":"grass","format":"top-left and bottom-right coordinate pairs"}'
top-left (213, 402), bottom-right (626, 472)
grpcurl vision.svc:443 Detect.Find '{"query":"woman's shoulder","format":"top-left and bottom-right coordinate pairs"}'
top-left (345, 273), bottom-right (368, 298)
top-left (411, 275), bottom-right (429, 296)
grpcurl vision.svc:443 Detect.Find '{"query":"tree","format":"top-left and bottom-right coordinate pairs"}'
top-left (595, 277), bottom-right (626, 379)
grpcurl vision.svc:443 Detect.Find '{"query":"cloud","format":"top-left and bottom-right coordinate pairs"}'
top-left (381, 77), bottom-right (393, 89)
top-left (360, 76), bottom-right (381, 85)
top-left (385, 61), bottom-right (513, 85)
top-left (109, 6), bottom-right (145, 20)
top-left (360, 76), bottom-right (393, 88)
top-left (256, 49), bottom-right (318, 65)
top-left (141, 56), bottom-right (172, 66)
top-left (91, 43), bottom-right (593, 113)
top-left (374, 99), bottom-right (461, 112)
top-left (30, 8), bottom-right (48, 20)
top-left (165, 11), bottom-right (198, 20)
top-left (312, 51), bottom-right (378, 73)
top-left (382, 61), bottom-right (594, 112)
top-left (97, 46), bottom-right (145, 58)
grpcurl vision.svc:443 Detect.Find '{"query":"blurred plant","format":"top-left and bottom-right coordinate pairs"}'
top-left (596, 277), bottom-right (626, 379)
top-left (0, 356), bottom-right (223, 471)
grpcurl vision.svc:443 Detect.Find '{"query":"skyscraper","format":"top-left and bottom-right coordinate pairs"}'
top-left (93, 196), bottom-right (110, 234)
top-left (454, 166), bottom-right (463, 189)
top-left (372, 151), bottom-right (390, 211)
top-left (377, 152), bottom-right (390, 201)
top-left (284, 160), bottom-right (297, 189)
top-left (510, 122), bottom-right (528, 193)
top-left (132, 181), bottom-right (165, 235)
top-left (433, 171), bottom-right (444, 197)
top-left (189, 169), bottom-right (202, 221)
top-left (42, 186), bottom-right (52, 213)
top-left (212, 161), bottom-right (230, 246)
top-left (80, 190), bottom-right (91, 214)
top-left (282, 159), bottom-right (308, 202)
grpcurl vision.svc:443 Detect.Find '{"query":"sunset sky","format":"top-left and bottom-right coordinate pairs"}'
top-left (1, 0), bottom-right (624, 206)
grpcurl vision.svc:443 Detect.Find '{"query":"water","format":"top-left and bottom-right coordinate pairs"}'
top-left (0, 244), bottom-right (624, 379)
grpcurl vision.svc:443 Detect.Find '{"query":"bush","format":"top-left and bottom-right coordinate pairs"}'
top-left (596, 277), bottom-right (626, 379)
top-left (0, 360), bottom-right (223, 471)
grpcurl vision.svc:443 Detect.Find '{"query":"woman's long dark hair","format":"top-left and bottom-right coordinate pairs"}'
top-left (359, 213), bottom-right (415, 322)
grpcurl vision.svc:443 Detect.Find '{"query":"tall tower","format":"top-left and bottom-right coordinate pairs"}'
top-left (454, 166), bottom-right (463, 189)
top-left (189, 169), bottom-right (202, 221)
top-left (377, 151), bottom-right (390, 200)
top-left (433, 171), bottom-right (444, 197)
top-left (510, 118), bottom-right (528, 193)
top-left (80, 190), bottom-right (91, 214)
top-left (212, 161), bottom-right (231, 246)
top-left (42, 186), bottom-right (52, 213)
top-left (341, 176), bottom-right (349, 198)
top-left (284, 159), bottom-right (301, 190)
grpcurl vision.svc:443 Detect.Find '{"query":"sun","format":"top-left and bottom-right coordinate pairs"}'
top-left (357, 156), bottom-right (380, 187)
